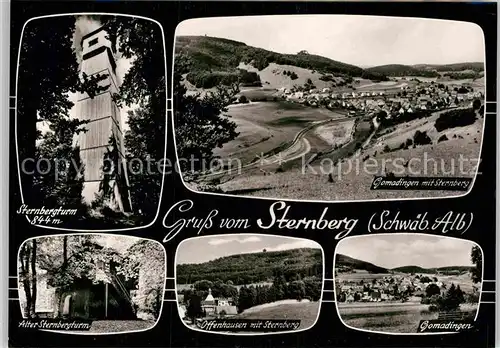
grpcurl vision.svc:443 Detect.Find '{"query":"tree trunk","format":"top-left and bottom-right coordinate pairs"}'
top-left (30, 240), bottom-right (37, 318)
top-left (20, 244), bottom-right (32, 318)
top-left (63, 236), bottom-right (68, 266)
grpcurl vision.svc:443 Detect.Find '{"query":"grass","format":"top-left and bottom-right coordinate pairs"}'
top-left (267, 116), bottom-right (310, 126)
top-left (341, 310), bottom-right (436, 333)
top-left (232, 301), bottom-right (320, 330)
top-left (213, 101), bottom-right (340, 165)
top-left (316, 117), bottom-right (373, 161)
top-left (339, 304), bottom-right (477, 333)
top-left (84, 320), bottom-right (156, 333)
top-left (219, 112), bottom-right (482, 201)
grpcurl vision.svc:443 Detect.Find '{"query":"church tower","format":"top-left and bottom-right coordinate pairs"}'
top-left (76, 25), bottom-right (133, 213)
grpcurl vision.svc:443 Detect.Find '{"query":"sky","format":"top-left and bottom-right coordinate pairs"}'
top-left (38, 15), bottom-right (135, 136)
top-left (94, 234), bottom-right (142, 254)
top-left (177, 235), bottom-right (321, 264)
top-left (336, 234), bottom-right (477, 269)
top-left (176, 15), bottom-right (485, 67)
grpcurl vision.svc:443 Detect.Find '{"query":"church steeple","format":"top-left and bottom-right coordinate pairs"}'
top-left (204, 288), bottom-right (215, 303)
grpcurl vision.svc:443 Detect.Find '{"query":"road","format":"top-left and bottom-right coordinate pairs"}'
top-left (198, 115), bottom-right (356, 179)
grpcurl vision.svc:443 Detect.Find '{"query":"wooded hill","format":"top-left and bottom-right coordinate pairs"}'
top-left (335, 253), bottom-right (388, 274)
top-left (175, 36), bottom-right (483, 88)
top-left (366, 62), bottom-right (484, 78)
top-left (392, 265), bottom-right (473, 275)
top-left (177, 248), bottom-right (323, 285)
top-left (175, 35), bottom-right (388, 88)
top-left (336, 253), bottom-right (472, 275)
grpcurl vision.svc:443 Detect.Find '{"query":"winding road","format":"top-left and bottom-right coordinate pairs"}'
top-left (198, 115), bottom-right (361, 180)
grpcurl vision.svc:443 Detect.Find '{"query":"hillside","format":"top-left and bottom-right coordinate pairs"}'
top-left (335, 254), bottom-right (388, 274)
top-left (175, 35), bottom-right (388, 88)
top-left (416, 62), bottom-right (484, 72)
top-left (391, 265), bottom-right (434, 274)
top-left (366, 64), bottom-right (440, 78)
top-left (367, 62), bottom-right (484, 78)
top-left (336, 254), bottom-right (472, 275)
top-left (176, 248), bottom-right (323, 285)
top-left (391, 265), bottom-right (472, 274)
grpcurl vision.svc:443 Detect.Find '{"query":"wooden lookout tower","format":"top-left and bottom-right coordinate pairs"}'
top-left (76, 25), bottom-right (133, 213)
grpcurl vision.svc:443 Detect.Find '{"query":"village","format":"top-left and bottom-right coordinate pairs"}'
top-left (273, 77), bottom-right (484, 119)
top-left (335, 272), bottom-right (454, 304)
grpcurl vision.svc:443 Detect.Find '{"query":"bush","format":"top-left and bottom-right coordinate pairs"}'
top-left (429, 304), bottom-right (439, 312)
top-left (420, 276), bottom-right (432, 283)
top-left (472, 99), bottom-right (482, 111)
top-left (290, 72), bottom-right (298, 80)
top-left (239, 70), bottom-right (262, 87)
top-left (434, 108), bottom-right (477, 132)
top-left (238, 95), bottom-right (249, 104)
top-left (425, 283), bottom-right (441, 297)
top-left (319, 74), bottom-right (335, 82)
top-left (405, 138), bottom-right (413, 148)
top-left (478, 105), bottom-right (484, 116)
top-left (413, 130), bottom-right (432, 146)
top-left (383, 144), bottom-right (391, 153)
top-left (438, 134), bottom-right (448, 143)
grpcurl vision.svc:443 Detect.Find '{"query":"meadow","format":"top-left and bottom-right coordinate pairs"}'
top-left (338, 302), bottom-right (478, 333)
top-left (229, 301), bottom-right (320, 331)
top-left (213, 101), bottom-right (345, 166)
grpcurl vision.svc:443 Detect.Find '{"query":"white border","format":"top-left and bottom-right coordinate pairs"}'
top-left (332, 233), bottom-right (485, 336)
top-left (14, 13), bottom-right (168, 232)
top-left (173, 233), bottom-right (326, 336)
top-left (16, 232), bottom-right (168, 336)
top-left (170, 15), bottom-right (487, 204)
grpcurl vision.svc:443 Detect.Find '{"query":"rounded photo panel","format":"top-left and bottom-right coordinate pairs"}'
top-left (16, 14), bottom-right (166, 231)
top-left (175, 234), bottom-right (324, 335)
top-left (17, 234), bottom-right (166, 334)
top-left (334, 234), bottom-right (483, 334)
top-left (173, 15), bottom-right (485, 203)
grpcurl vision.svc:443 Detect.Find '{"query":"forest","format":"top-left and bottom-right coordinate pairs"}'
top-left (175, 36), bottom-right (388, 89)
top-left (176, 248), bottom-right (323, 285)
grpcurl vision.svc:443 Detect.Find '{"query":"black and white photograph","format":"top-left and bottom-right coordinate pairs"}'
top-left (18, 234), bottom-right (166, 333)
top-left (334, 234), bottom-right (482, 334)
top-left (16, 15), bottom-right (166, 229)
top-left (173, 15), bottom-right (485, 201)
top-left (175, 235), bottom-right (324, 334)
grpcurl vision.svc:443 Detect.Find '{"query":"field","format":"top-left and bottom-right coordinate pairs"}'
top-left (338, 302), bottom-right (478, 333)
top-left (338, 302), bottom-right (437, 333)
top-left (245, 62), bottom-right (343, 91)
top-left (314, 120), bottom-right (355, 147)
top-left (336, 272), bottom-right (393, 282)
top-left (216, 107), bottom-right (483, 200)
top-left (213, 101), bottom-right (346, 167)
top-left (230, 301), bottom-right (320, 330)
